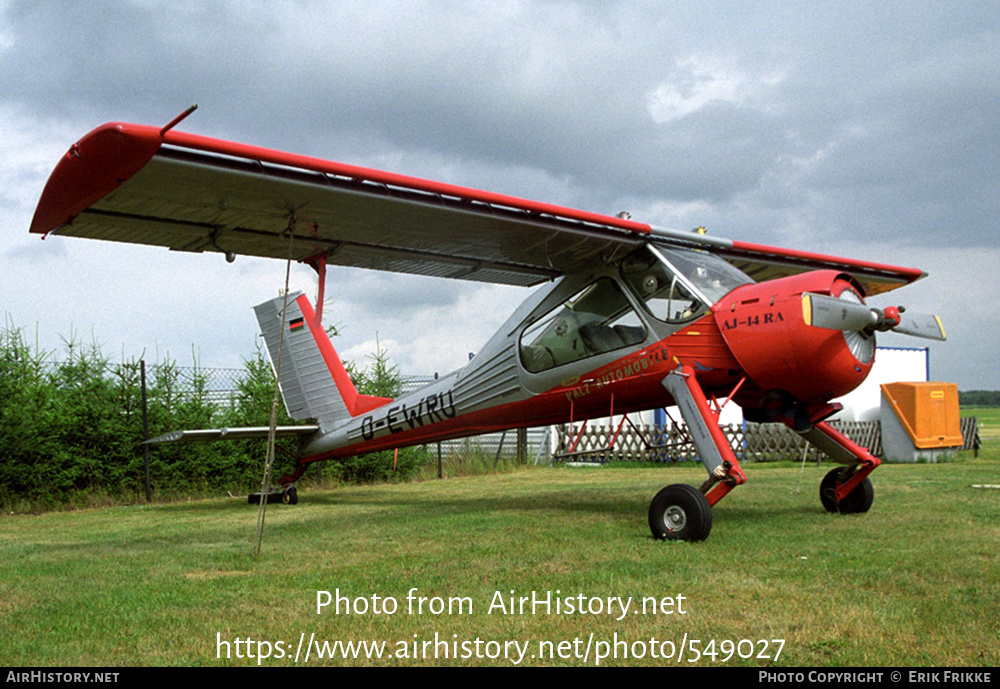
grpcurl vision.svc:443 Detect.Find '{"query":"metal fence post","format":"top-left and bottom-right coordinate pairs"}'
top-left (141, 359), bottom-right (151, 503)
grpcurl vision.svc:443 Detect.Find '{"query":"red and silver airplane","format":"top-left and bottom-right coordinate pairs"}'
top-left (30, 109), bottom-right (945, 541)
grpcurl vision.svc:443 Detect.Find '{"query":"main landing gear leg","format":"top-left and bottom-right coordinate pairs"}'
top-left (649, 366), bottom-right (747, 541)
top-left (796, 420), bottom-right (879, 514)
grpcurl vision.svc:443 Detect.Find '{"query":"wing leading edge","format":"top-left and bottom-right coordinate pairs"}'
top-left (30, 120), bottom-right (925, 294)
top-left (30, 122), bottom-right (653, 287)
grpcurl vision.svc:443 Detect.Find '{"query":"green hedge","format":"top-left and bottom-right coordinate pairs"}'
top-left (0, 324), bottom-right (424, 509)
top-left (959, 390), bottom-right (1000, 406)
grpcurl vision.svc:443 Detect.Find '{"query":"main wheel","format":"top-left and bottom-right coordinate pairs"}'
top-left (281, 486), bottom-right (298, 505)
top-left (820, 467), bottom-right (873, 514)
top-left (648, 484), bottom-right (713, 541)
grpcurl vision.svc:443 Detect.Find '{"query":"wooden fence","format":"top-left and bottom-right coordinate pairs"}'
top-left (555, 417), bottom-right (981, 463)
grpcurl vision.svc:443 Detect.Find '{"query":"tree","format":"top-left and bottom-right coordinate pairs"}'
top-left (959, 390), bottom-right (1000, 406)
top-left (338, 337), bottom-right (425, 484)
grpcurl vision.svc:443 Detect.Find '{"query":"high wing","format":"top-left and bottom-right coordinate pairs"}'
top-left (30, 118), bottom-right (925, 294)
top-left (712, 242), bottom-right (927, 296)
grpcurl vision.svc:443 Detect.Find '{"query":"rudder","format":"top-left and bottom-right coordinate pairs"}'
top-left (254, 292), bottom-right (391, 426)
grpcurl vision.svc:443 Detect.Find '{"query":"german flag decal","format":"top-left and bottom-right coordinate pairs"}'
top-left (289, 317), bottom-right (305, 332)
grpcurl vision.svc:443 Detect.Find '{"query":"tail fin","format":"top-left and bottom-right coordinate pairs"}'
top-left (254, 292), bottom-right (392, 426)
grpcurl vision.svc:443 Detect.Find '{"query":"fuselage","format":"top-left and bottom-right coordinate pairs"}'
top-left (296, 244), bottom-right (876, 464)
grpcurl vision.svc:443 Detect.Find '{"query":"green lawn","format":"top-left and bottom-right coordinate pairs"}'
top-left (968, 407), bottom-right (1000, 440)
top-left (2, 448), bottom-right (998, 667)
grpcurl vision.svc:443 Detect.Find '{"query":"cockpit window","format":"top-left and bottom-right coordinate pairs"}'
top-left (621, 245), bottom-right (752, 323)
top-left (519, 278), bottom-right (647, 373)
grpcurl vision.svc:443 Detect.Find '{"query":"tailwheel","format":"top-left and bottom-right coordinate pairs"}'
top-left (648, 484), bottom-right (713, 542)
top-left (819, 467), bottom-right (874, 514)
top-left (248, 485), bottom-right (298, 505)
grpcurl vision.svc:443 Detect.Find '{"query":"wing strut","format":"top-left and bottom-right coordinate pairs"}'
top-left (303, 251), bottom-right (328, 328)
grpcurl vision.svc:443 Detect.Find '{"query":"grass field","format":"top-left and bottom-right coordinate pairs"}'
top-left (967, 407), bottom-right (1000, 440)
top-left (3, 437), bottom-right (998, 668)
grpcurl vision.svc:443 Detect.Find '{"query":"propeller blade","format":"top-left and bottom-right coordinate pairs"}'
top-left (895, 312), bottom-right (947, 341)
top-left (802, 293), bottom-right (877, 331)
top-left (802, 293), bottom-right (946, 341)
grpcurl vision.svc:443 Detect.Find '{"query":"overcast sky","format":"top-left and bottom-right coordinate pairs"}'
top-left (2, 0), bottom-right (998, 391)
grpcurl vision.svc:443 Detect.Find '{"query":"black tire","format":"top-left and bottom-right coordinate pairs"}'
top-left (281, 486), bottom-right (298, 505)
top-left (820, 467), bottom-right (873, 514)
top-left (648, 484), bottom-right (713, 541)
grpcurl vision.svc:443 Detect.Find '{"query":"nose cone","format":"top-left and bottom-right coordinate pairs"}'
top-left (714, 271), bottom-right (874, 405)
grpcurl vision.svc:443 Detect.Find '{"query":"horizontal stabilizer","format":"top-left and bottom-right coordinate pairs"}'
top-left (144, 425), bottom-right (319, 444)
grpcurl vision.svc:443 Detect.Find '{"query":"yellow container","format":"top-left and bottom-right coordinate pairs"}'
top-left (880, 382), bottom-right (963, 449)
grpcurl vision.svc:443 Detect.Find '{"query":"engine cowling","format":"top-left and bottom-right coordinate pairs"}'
top-left (713, 270), bottom-right (873, 405)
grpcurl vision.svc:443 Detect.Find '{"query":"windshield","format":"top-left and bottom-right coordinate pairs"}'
top-left (621, 245), bottom-right (753, 323)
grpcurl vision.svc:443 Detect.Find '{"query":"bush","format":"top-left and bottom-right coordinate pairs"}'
top-left (959, 390), bottom-right (1000, 406)
top-left (338, 337), bottom-right (427, 484)
top-left (0, 320), bottom-right (423, 509)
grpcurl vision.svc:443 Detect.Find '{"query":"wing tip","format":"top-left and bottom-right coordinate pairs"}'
top-left (29, 122), bottom-right (163, 238)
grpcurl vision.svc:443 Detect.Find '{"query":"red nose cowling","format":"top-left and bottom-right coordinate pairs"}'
top-left (713, 270), bottom-right (873, 405)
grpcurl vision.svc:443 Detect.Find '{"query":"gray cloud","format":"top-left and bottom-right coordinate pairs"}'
top-left (2, 0), bottom-right (997, 387)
